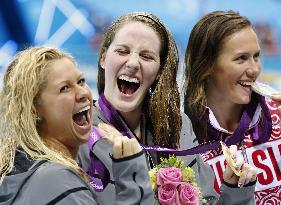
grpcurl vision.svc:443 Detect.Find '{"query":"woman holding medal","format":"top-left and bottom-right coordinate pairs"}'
top-left (79, 11), bottom-right (257, 204)
top-left (0, 46), bottom-right (153, 205)
top-left (183, 10), bottom-right (281, 204)
top-left (79, 12), bottom-right (182, 204)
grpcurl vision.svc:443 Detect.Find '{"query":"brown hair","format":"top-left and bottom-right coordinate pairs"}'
top-left (183, 11), bottom-right (252, 143)
top-left (97, 12), bottom-right (182, 150)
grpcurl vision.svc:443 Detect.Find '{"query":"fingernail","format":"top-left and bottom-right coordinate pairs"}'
top-left (235, 161), bottom-right (242, 169)
top-left (232, 152), bottom-right (238, 159)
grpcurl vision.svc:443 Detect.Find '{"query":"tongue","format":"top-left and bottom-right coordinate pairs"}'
top-left (73, 113), bottom-right (87, 126)
top-left (120, 84), bottom-right (135, 95)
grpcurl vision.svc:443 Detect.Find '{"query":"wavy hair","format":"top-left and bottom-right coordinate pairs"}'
top-left (97, 12), bottom-right (181, 150)
top-left (0, 47), bottom-right (85, 183)
top-left (183, 11), bottom-right (252, 143)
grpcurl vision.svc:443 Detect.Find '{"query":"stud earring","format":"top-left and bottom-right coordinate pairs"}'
top-left (36, 116), bottom-right (43, 124)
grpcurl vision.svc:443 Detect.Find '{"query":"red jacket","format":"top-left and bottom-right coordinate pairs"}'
top-left (202, 98), bottom-right (281, 204)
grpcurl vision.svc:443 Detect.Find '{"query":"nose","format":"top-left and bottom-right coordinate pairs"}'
top-left (76, 85), bottom-right (90, 102)
top-left (246, 58), bottom-right (261, 79)
top-left (125, 53), bottom-right (140, 73)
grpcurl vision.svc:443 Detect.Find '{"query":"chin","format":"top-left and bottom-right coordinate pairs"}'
top-left (114, 104), bottom-right (137, 113)
top-left (77, 134), bottom-right (90, 144)
top-left (114, 100), bottom-right (141, 113)
top-left (239, 96), bottom-right (251, 105)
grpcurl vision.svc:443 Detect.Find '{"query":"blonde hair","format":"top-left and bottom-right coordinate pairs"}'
top-left (0, 46), bottom-right (85, 183)
top-left (97, 12), bottom-right (182, 151)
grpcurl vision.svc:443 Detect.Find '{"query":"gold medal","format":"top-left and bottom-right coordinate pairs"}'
top-left (221, 142), bottom-right (242, 176)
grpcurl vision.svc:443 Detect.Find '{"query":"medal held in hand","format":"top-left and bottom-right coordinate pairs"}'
top-left (221, 142), bottom-right (242, 176)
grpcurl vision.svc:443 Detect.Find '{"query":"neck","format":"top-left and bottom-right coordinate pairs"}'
top-left (45, 137), bottom-right (77, 159)
top-left (207, 97), bottom-right (243, 132)
top-left (119, 109), bottom-right (142, 140)
top-left (95, 100), bottom-right (143, 140)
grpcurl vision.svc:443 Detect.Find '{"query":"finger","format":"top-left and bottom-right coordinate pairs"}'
top-left (238, 163), bottom-right (252, 187)
top-left (98, 123), bottom-right (122, 136)
top-left (234, 156), bottom-right (244, 170)
top-left (130, 138), bottom-right (142, 154)
top-left (122, 137), bottom-right (133, 157)
top-left (272, 93), bottom-right (281, 101)
top-left (244, 167), bottom-right (257, 185)
top-left (98, 123), bottom-right (122, 137)
top-left (112, 136), bottom-right (123, 159)
top-left (132, 138), bottom-right (142, 153)
top-left (96, 126), bottom-right (115, 144)
top-left (224, 162), bottom-right (236, 180)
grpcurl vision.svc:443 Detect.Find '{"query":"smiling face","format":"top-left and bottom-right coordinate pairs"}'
top-left (36, 57), bottom-right (93, 155)
top-left (100, 21), bottom-right (161, 113)
top-left (206, 27), bottom-right (261, 107)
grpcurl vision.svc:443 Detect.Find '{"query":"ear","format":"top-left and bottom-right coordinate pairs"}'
top-left (34, 100), bottom-right (43, 118)
top-left (100, 51), bottom-right (107, 70)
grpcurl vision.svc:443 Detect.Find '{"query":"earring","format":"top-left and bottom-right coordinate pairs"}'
top-left (36, 116), bottom-right (43, 124)
top-left (149, 88), bottom-right (152, 96)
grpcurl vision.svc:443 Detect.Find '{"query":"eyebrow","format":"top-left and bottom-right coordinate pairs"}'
top-left (54, 72), bottom-right (85, 85)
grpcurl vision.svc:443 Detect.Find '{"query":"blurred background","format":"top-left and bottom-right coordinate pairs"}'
top-left (1, 0), bottom-right (281, 98)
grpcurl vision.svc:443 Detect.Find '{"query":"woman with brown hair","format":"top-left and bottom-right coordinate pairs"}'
top-left (184, 10), bottom-right (281, 204)
top-left (80, 11), bottom-right (257, 204)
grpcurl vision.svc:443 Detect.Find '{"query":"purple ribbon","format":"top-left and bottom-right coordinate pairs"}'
top-left (87, 92), bottom-right (272, 191)
top-left (208, 93), bottom-right (272, 144)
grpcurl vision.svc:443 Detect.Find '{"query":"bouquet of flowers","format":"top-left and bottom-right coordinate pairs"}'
top-left (149, 155), bottom-right (204, 205)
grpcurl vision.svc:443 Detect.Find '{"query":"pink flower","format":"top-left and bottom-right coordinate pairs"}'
top-left (178, 183), bottom-right (199, 205)
top-left (157, 167), bottom-right (182, 186)
top-left (158, 183), bottom-right (180, 205)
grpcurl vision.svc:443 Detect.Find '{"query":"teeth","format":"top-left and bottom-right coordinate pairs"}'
top-left (76, 106), bottom-right (90, 114)
top-left (118, 75), bottom-right (139, 83)
top-left (239, 81), bottom-right (253, 86)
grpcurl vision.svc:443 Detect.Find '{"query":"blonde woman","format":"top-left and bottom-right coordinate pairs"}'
top-left (0, 46), bottom-right (153, 205)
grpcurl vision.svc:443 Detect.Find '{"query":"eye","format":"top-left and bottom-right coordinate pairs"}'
top-left (253, 52), bottom-right (260, 62)
top-left (235, 55), bottom-right (248, 63)
top-left (78, 78), bottom-right (86, 86)
top-left (115, 49), bottom-right (129, 55)
top-left (141, 53), bottom-right (155, 61)
top-left (60, 85), bottom-right (69, 93)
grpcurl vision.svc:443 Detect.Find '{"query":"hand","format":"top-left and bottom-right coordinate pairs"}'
top-left (97, 123), bottom-right (142, 159)
top-left (223, 145), bottom-right (257, 187)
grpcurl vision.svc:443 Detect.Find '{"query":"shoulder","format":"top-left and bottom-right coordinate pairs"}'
top-left (181, 111), bottom-right (193, 126)
top-left (29, 162), bottom-right (88, 188)
top-left (20, 162), bottom-right (95, 204)
top-left (93, 104), bottom-right (108, 126)
top-left (180, 112), bottom-right (198, 147)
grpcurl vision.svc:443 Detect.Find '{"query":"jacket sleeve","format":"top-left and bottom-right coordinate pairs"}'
top-left (180, 113), bottom-right (256, 205)
top-left (112, 150), bottom-right (154, 205)
top-left (194, 155), bottom-right (256, 205)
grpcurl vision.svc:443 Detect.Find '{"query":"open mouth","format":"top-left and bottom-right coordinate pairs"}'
top-left (117, 74), bottom-right (140, 95)
top-left (73, 105), bottom-right (90, 127)
top-left (238, 81), bottom-right (253, 88)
